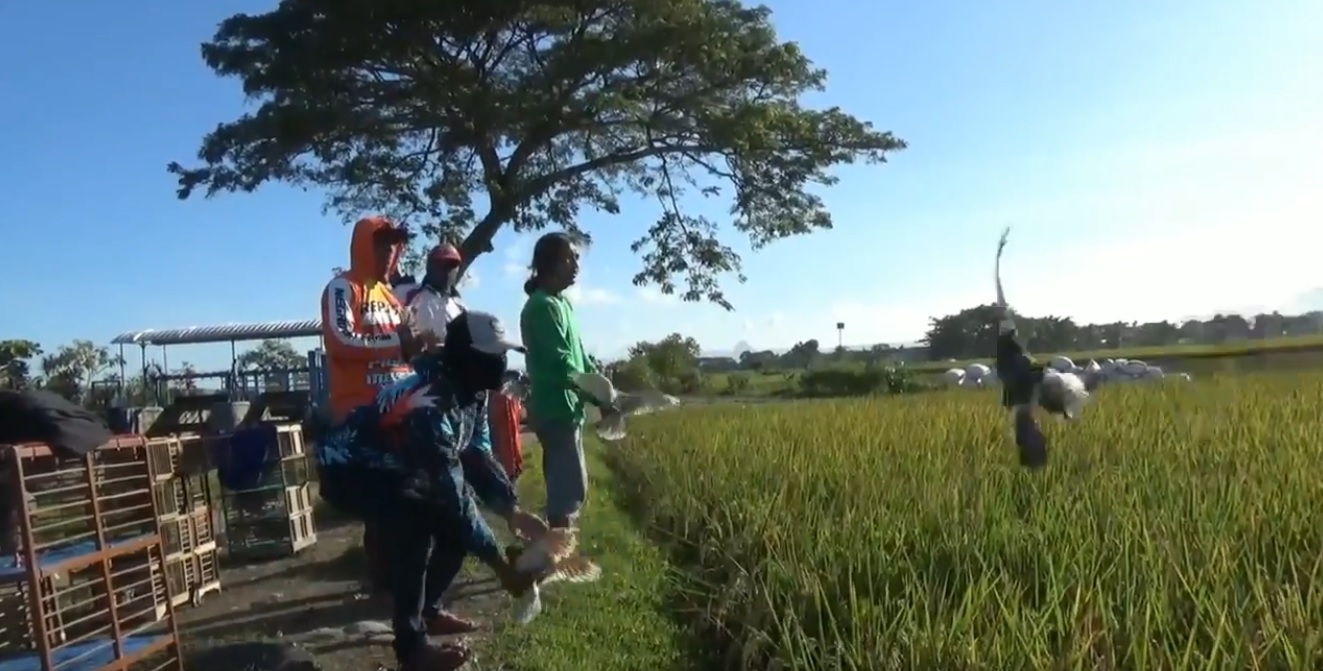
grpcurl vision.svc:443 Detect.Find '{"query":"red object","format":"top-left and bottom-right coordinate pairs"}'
top-left (430, 244), bottom-right (462, 263)
top-left (489, 393), bottom-right (524, 481)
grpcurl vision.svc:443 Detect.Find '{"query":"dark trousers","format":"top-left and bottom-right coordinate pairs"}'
top-left (383, 513), bottom-right (467, 664)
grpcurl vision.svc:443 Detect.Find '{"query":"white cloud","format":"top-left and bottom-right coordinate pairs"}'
top-left (566, 285), bottom-right (620, 306)
top-left (636, 286), bottom-right (677, 305)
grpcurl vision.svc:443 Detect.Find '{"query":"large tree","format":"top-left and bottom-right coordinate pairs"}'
top-left (169, 0), bottom-right (904, 308)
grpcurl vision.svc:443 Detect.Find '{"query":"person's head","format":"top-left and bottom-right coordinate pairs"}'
top-left (441, 311), bottom-right (526, 394)
top-left (423, 244), bottom-right (463, 295)
top-left (523, 232), bottom-right (580, 295)
top-left (349, 216), bottom-right (411, 281)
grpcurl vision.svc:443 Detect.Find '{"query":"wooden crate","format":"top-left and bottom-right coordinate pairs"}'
top-left (145, 435), bottom-right (181, 482)
top-left (160, 508), bottom-right (217, 560)
top-left (151, 474), bottom-right (213, 520)
top-left (160, 546), bottom-right (221, 610)
top-left (224, 510), bottom-right (317, 562)
top-left (170, 434), bottom-right (213, 477)
top-left (272, 423), bottom-right (305, 459)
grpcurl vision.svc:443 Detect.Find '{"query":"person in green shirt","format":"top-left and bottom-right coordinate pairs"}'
top-left (519, 232), bottom-right (616, 529)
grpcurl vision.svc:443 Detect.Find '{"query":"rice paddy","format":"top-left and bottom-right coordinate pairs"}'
top-left (611, 372), bottom-right (1323, 670)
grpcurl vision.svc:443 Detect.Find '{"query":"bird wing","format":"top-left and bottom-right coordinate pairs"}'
top-left (544, 557), bottom-right (603, 585)
top-left (514, 530), bottom-right (578, 575)
top-left (617, 390), bottom-right (681, 416)
top-left (995, 226), bottom-right (1010, 309)
top-left (510, 510), bottom-right (551, 541)
top-left (542, 528), bottom-right (579, 562)
top-left (572, 372), bottom-right (618, 406)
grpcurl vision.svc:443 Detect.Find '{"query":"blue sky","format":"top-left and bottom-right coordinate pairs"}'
top-left (3, 0), bottom-right (1321, 372)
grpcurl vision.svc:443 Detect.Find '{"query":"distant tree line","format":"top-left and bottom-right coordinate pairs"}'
top-left (691, 307), bottom-right (1323, 371)
top-left (920, 306), bottom-right (1323, 361)
top-left (0, 338), bottom-right (307, 407)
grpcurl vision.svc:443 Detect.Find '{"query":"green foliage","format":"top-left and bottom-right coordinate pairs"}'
top-left (39, 340), bottom-right (123, 402)
top-left (921, 305), bottom-right (1322, 362)
top-left (724, 371), bottom-right (751, 394)
top-left (169, 0), bottom-right (904, 309)
top-left (797, 366), bottom-right (919, 398)
top-left (621, 333), bottom-right (703, 394)
top-left (0, 339), bottom-right (42, 389)
top-left (236, 339), bottom-right (306, 371)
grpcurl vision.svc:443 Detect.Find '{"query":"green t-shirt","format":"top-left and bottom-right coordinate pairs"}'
top-left (520, 289), bottom-right (596, 424)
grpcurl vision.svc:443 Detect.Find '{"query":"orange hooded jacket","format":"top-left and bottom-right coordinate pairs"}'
top-left (320, 217), bottom-right (413, 422)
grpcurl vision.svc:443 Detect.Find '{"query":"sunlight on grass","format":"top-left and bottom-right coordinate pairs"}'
top-left (480, 438), bottom-right (695, 671)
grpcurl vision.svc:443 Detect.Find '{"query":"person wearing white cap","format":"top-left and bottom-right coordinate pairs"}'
top-left (314, 309), bottom-right (532, 671)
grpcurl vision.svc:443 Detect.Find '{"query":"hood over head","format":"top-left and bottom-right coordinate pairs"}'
top-left (348, 216), bottom-right (409, 280)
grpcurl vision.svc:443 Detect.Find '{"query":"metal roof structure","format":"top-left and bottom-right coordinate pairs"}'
top-left (110, 319), bottom-right (322, 346)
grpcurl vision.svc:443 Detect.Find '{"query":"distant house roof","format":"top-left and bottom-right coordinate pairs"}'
top-left (110, 320), bottom-right (322, 346)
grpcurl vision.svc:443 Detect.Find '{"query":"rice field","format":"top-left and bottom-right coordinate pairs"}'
top-left (612, 372), bottom-right (1323, 670)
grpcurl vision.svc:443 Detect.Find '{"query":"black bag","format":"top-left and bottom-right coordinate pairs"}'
top-left (0, 390), bottom-right (113, 458)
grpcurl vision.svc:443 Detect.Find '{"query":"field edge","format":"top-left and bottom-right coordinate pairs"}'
top-left (476, 437), bottom-right (700, 671)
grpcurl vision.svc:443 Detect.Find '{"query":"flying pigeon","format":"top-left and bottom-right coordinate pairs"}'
top-left (572, 372), bottom-right (680, 441)
top-left (506, 510), bottom-right (602, 624)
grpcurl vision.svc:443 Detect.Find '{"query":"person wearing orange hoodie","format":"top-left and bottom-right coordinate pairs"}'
top-left (320, 215), bottom-right (413, 593)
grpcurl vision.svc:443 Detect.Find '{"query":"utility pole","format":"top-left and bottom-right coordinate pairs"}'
top-left (836, 322), bottom-right (845, 350)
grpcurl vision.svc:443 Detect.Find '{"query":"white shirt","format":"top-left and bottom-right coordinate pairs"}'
top-left (406, 286), bottom-right (465, 341)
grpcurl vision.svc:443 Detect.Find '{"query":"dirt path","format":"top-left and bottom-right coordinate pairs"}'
top-left (175, 514), bottom-right (510, 671)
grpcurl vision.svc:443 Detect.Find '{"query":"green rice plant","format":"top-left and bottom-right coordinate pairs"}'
top-left (614, 373), bottom-right (1323, 670)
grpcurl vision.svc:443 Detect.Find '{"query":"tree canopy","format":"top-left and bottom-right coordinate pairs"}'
top-left (169, 0), bottom-right (904, 308)
top-left (236, 339), bottom-right (307, 371)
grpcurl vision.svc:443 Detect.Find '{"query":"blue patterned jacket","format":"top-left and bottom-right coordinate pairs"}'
top-left (314, 355), bottom-right (515, 565)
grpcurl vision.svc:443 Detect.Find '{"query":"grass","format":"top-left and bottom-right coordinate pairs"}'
top-left (611, 372), bottom-right (1323, 669)
top-left (480, 436), bottom-right (698, 671)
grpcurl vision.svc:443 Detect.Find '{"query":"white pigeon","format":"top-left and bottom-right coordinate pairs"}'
top-left (507, 511), bottom-right (602, 624)
top-left (572, 372), bottom-right (680, 441)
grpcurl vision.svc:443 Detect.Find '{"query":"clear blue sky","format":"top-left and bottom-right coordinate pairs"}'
top-left (3, 0), bottom-right (1321, 372)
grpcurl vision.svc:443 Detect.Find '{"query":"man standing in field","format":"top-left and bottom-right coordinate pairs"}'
top-left (320, 215), bottom-right (413, 592)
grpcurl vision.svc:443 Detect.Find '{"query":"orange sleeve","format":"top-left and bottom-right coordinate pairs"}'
top-left (321, 276), bottom-right (400, 361)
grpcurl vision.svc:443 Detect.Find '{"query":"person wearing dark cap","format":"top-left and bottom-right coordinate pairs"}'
top-left (314, 309), bottom-right (535, 671)
top-left (403, 243), bottom-right (465, 339)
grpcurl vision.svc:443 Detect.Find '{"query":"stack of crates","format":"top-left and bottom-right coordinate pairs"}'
top-left (0, 436), bottom-right (183, 670)
top-left (146, 433), bottom-right (221, 612)
top-left (219, 423), bottom-right (317, 561)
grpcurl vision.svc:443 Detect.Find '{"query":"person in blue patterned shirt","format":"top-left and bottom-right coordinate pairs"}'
top-left (315, 310), bottom-right (533, 671)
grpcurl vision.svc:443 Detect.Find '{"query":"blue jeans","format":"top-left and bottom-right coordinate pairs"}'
top-left (384, 511), bottom-right (466, 664)
top-left (531, 417), bottom-right (587, 527)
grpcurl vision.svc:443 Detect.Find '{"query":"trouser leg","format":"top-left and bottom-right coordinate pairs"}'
top-left (385, 515), bottom-right (433, 665)
top-left (535, 419), bottom-right (587, 528)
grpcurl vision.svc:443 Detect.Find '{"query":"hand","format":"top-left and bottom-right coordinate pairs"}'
top-left (493, 557), bottom-right (536, 597)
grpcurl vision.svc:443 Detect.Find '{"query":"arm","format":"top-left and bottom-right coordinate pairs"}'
top-left (321, 277), bottom-right (400, 360)
top-left (461, 397), bottom-right (518, 516)
top-left (404, 406), bottom-right (503, 566)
